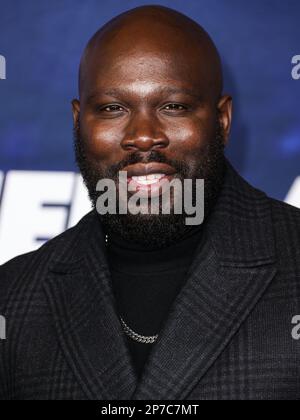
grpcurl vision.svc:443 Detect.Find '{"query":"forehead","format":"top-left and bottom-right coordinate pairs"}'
top-left (81, 47), bottom-right (212, 101)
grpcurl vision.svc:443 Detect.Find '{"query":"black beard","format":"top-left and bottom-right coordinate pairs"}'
top-left (74, 120), bottom-right (225, 248)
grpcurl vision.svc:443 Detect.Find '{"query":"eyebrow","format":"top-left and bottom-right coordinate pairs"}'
top-left (86, 86), bottom-right (203, 104)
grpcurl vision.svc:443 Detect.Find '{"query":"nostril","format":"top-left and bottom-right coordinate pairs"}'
top-left (153, 143), bottom-right (166, 149)
top-left (121, 135), bottom-right (169, 152)
top-left (121, 139), bottom-right (137, 150)
top-left (123, 144), bottom-right (137, 151)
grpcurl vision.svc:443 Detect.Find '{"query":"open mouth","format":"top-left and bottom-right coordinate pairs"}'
top-left (127, 173), bottom-right (175, 197)
top-left (121, 163), bottom-right (177, 197)
top-left (131, 174), bottom-right (166, 186)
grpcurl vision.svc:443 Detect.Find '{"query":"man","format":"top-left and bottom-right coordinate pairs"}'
top-left (0, 5), bottom-right (300, 400)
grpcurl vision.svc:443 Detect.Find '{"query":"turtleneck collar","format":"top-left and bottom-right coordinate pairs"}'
top-left (105, 224), bottom-right (204, 275)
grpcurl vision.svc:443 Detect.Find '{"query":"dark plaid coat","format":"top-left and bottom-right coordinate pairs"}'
top-left (0, 162), bottom-right (300, 400)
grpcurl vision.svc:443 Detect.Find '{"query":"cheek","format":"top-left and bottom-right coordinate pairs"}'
top-left (165, 115), bottom-right (216, 158)
top-left (81, 116), bottom-right (123, 162)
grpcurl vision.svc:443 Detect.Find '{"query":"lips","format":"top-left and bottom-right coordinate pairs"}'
top-left (121, 163), bottom-right (177, 196)
top-left (122, 163), bottom-right (176, 178)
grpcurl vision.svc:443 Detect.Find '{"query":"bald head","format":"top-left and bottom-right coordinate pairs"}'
top-left (79, 5), bottom-right (223, 101)
top-left (73, 5), bottom-right (232, 247)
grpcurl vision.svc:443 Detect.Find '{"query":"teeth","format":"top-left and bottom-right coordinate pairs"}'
top-left (147, 174), bottom-right (165, 180)
top-left (132, 174), bottom-right (165, 185)
top-left (132, 175), bottom-right (147, 182)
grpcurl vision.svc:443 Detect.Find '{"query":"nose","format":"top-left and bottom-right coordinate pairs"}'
top-left (121, 111), bottom-right (169, 152)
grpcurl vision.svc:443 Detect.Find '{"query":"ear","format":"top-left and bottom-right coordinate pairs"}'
top-left (71, 99), bottom-right (80, 127)
top-left (217, 95), bottom-right (232, 145)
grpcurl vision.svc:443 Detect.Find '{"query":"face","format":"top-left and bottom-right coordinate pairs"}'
top-left (72, 36), bottom-right (232, 247)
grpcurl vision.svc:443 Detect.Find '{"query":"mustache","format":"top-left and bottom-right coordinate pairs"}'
top-left (104, 150), bottom-right (189, 179)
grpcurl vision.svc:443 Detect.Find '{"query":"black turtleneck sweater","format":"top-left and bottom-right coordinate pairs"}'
top-left (106, 227), bottom-right (203, 379)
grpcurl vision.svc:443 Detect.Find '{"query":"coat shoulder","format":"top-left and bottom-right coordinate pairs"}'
top-left (0, 211), bottom-right (94, 308)
top-left (269, 197), bottom-right (300, 264)
top-left (270, 197), bottom-right (300, 230)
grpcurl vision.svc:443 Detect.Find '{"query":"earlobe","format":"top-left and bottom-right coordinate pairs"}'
top-left (217, 95), bottom-right (233, 145)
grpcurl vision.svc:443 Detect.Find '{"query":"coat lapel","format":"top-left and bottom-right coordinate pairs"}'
top-left (132, 163), bottom-right (278, 400)
top-left (44, 213), bottom-right (138, 400)
top-left (44, 163), bottom-right (278, 401)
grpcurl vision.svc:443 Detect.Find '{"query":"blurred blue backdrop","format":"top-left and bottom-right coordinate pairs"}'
top-left (0, 0), bottom-right (299, 199)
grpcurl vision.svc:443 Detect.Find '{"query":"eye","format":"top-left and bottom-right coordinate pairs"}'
top-left (161, 103), bottom-right (188, 112)
top-left (101, 104), bottom-right (126, 113)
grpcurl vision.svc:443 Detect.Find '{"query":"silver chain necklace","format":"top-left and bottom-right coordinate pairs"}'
top-left (105, 234), bottom-right (159, 344)
top-left (120, 317), bottom-right (159, 344)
